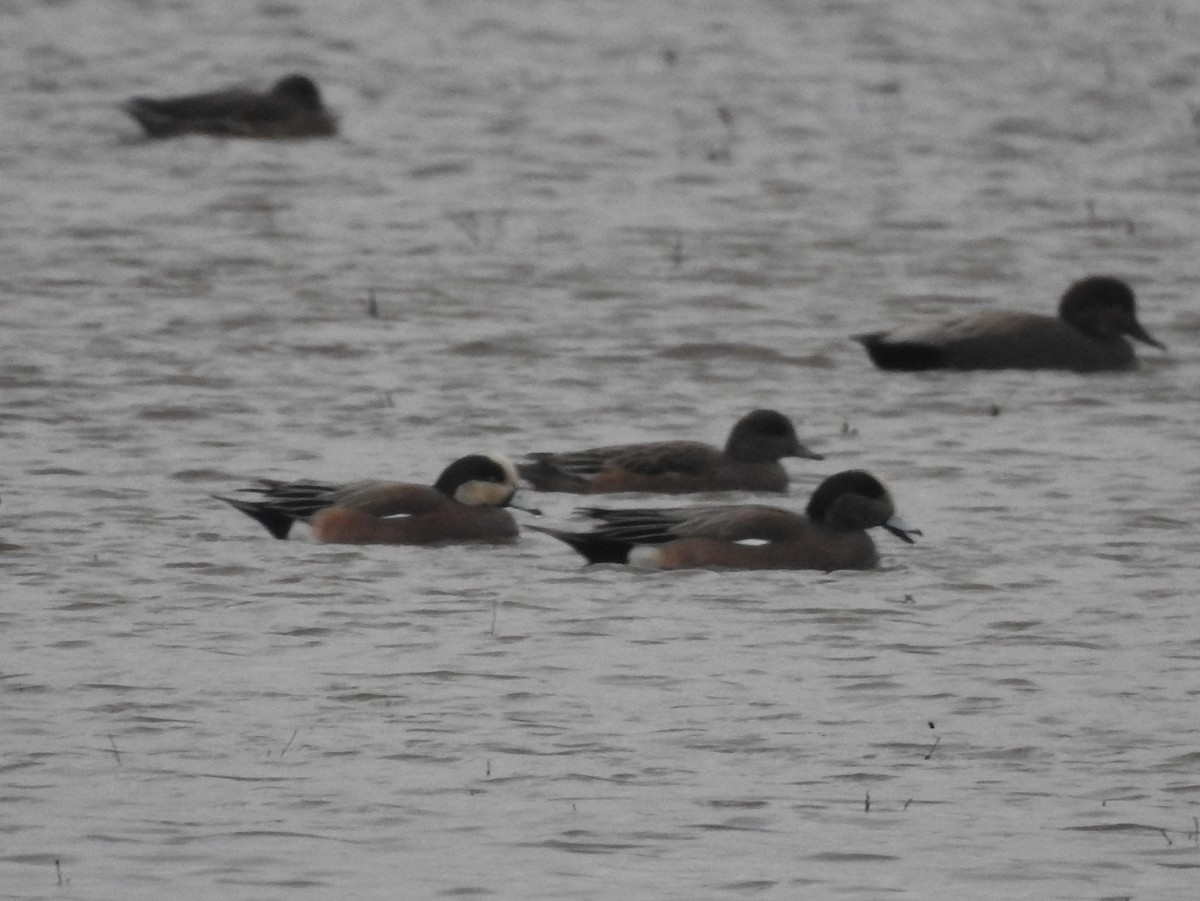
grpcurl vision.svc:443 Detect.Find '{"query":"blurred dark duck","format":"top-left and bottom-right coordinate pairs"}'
top-left (856, 275), bottom-right (1164, 372)
top-left (518, 409), bottom-right (822, 495)
top-left (532, 470), bottom-right (918, 571)
top-left (122, 73), bottom-right (337, 139)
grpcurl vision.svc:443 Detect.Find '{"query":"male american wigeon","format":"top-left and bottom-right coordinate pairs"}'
top-left (216, 453), bottom-right (529, 544)
top-left (122, 73), bottom-right (337, 139)
top-left (517, 409), bottom-right (822, 495)
top-left (532, 469), bottom-right (917, 571)
top-left (856, 275), bottom-right (1165, 372)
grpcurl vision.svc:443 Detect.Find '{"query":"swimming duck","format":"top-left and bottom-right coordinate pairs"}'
top-left (532, 469), bottom-right (917, 571)
top-left (122, 73), bottom-right (337, 139)
top-left (518, 409), bottom-right (822, 494)
top-left (216, 453), bottom-right (529, 544)
top-left (856, 275), bottom-right (1164, 372)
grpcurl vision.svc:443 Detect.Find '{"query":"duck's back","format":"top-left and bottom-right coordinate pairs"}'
top-left (860, 310), bottom-right (1136, 371)
top-left (123, 85), bottom-right (335, 139)
top-left (521, 441), bottom-right (788, 493)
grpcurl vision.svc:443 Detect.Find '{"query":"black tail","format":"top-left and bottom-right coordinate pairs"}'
top-left (531, 526), bottom-right (632, 565)
top-left (855, 333), bottom-right (944, 371)
top-left (122, 99), bottom-right (183, 138)
top-left (214, 495), bottom-right (296, 540)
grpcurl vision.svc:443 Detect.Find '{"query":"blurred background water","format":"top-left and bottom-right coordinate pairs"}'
top-left (2, 1), bottom-right (1199, 898)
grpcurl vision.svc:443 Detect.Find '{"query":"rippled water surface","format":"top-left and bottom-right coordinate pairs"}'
top-left (3, 1), bottom-right (1200, 898)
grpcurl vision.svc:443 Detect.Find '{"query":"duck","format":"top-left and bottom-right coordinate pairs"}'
top-left (517, 409), bottom-right (822, 495)
top-left (215, 453), bottom-right (530, 544)
top-left (856, 275), bottom-right (1164, 372)
top-left (122, 73), bottom-right (337, 139)
top-left (532, 469), bottom-right (917, 571)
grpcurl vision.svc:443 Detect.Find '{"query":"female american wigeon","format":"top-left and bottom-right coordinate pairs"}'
top-left (532, 469), bottom-right (918, 571)
top-left (122, 73), bottom-right (337, 139)
top-left (517, 409), bottom-right (822, 495)
top-left (856, 275), bottom-right (1165, 372)
top-left (216, 453), bottom-right (529, 544)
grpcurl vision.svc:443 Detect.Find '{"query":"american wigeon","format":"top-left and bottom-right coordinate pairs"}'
top-left (856, 275), bottom-right (1165, 372)
top-left (532, 469), bottom-right (917, 571)
top-left (518, 409), bottom-right (822, 495)
top-left (216, 453), bottom-right (528, 544)
top-left (122, 73), bottom-right (337, 139)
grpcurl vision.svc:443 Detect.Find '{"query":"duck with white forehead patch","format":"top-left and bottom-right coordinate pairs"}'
top-left (216, 453), bottom-right (534, 545)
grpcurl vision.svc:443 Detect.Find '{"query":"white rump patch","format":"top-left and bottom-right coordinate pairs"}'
top-left (628, 546), bottom-right (665, 569)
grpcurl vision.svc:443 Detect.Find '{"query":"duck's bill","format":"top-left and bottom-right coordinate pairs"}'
top-left (793, 443), bottom-right (825, 461)
top-left (884, 515), bottom-right (921, 544)
top-left (1129, 322), bottom-right (1166, 350)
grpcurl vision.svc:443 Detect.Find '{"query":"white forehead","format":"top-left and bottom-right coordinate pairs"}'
top-left (484, 452), bottom-right (518, 485)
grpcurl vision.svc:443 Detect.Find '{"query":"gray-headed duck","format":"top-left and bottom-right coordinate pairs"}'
top-left (518, 409), bottom-right (822, 495)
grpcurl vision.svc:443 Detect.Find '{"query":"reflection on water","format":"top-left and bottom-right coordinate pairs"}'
top-left (2, 1), bottom-right (1199, 898)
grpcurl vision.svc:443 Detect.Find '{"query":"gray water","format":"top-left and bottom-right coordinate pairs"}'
top-left (2, 1), bottom-right (1199, 898)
